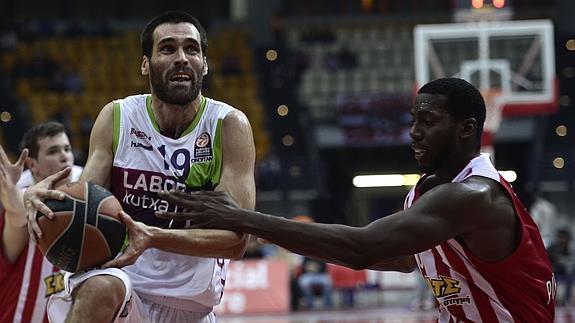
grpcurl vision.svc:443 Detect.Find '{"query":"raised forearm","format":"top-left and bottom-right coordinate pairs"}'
top-left (2, 188), bottom-right (29, 262)
top-left (150, 227), bottom-right (248, 259)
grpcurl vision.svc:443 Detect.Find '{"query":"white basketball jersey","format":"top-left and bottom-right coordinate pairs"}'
top-left (111, 94), bottom-right (234, 309)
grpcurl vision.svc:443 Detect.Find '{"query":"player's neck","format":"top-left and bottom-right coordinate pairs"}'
top-left (151, 94), bottom-right (202, 138)
top-left (434, 151), bottom-right (480, 182)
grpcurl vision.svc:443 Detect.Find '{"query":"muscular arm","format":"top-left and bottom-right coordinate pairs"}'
top-left (150, 110), bottom-right (255, 259)
top-left (80, 102), bottom-right (114, 188)
top-left (368, 256), bottom-right (416, 273)
top-left (196, 179), bottom-right (494, 270)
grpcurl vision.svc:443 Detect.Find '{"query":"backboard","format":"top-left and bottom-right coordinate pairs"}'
top-left (414, 19), bottom-right (557, 119)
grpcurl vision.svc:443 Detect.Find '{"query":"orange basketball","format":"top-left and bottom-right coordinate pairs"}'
top-left (36, 181), bottom-right (126, 273)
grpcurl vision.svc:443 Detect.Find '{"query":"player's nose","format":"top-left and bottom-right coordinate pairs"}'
top-left (409, 124), bottom-right (422, 141)
top-left (174, 47), bottom-right (189, 65)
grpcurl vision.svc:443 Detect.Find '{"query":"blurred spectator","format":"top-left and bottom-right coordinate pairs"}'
top-left (547, 228), bottom-right (574, 306)
top-left (530, 193), bottom-right (558, 247)
top-left (291, 215), bottom-right (333, 310)
top-left (298, 256), bottom-right (333, 310)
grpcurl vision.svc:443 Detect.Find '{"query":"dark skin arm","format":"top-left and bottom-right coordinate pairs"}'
top-left (158, 176), bottom-right (518, 270)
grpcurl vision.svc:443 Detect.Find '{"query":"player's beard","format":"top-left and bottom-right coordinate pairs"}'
top-left (149, 62), bottom-right (204, 106)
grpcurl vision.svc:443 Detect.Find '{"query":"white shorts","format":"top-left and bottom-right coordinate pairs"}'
top-left (47, 268), bottom-right (217, 323)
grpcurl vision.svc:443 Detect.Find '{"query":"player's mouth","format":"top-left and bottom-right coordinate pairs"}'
top-left (169, 73), bottom-right (192, 84)
top-left (412, 145), bottom-right (427, 160)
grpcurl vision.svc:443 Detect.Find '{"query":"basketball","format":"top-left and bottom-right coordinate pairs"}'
top-left (36, 181), bottom-right (127, 273)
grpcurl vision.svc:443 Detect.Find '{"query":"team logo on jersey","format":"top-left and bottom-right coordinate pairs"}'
top-left (425, 275), bottom-right (472, 307)
top-left (426, 275), bottom-right (461, 298)
top-left (130, 127), bottom-right (151, 141)
top-left (44, 272), bottom-right (65, 297)
top-left (194, 132), bottom-right (212, 158)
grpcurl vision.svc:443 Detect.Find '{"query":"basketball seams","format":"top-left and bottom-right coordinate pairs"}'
top-left (77, 197), bottom-right (86, 272)
top-left (96, 195), bottom-right (120, 228)
top-left (74, 182), bottom-right (89, 272)
top-left (42, 212), bottom-right (76, 257)
top-left (37, 181), bottom-right (125, 272)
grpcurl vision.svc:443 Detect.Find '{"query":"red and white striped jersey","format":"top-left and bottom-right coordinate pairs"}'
top-left (0, 168), bottom-right (80, 323)
top-left (405, 154), bottom-right (555, 323)
top-left (0, 213), bottom-right (64, 323)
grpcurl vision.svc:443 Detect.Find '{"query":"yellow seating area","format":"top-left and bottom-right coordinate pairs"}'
top-left (203, 28), bottom-right (270, 160)
top-left (2, 27), bottom-right (269, 161)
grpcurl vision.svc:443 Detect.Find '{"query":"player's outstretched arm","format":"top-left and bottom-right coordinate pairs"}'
top-left (158, 180), bottom-right (491, 270)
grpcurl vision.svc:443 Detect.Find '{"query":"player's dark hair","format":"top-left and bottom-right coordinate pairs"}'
top-left (418, 77), bottom-right (486, 148)
top-left (19, 121), bottom-right (67, 159)
top-left (141, 11), bottom-right (208, 59)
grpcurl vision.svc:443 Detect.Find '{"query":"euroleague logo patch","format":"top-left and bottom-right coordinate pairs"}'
top-left (194, 132), bottom-right (212, 158)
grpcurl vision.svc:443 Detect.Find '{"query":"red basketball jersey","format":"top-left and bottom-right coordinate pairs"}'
top-left (0, 212), bottom-right (66, 323)
top-left (405, 154), bottom-right (555, 322)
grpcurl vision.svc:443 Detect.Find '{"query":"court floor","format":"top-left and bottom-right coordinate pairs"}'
top-left (219, 306), bottom-right (575, 323)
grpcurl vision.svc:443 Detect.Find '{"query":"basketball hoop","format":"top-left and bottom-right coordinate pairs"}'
top-left (481, 89), bottom-right (505, 160)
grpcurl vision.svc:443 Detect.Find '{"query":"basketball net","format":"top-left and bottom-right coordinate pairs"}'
top-left (481, 90), bottom-right (505, 162)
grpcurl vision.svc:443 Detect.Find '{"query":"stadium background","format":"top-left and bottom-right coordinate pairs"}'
top-left (0, 0), bottom-right (574, 319)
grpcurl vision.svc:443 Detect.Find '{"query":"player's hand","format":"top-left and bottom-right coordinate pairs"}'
top-left (0, 145), bottom-right (28, 185)
top-left (155, 190), bottom-right (239, 230)
top-left (24, 167), bottom-right (71, 242)
top-left (102, 212), bottom-right (152, 268)
top-left (0, 147), bottom-right (28, 215)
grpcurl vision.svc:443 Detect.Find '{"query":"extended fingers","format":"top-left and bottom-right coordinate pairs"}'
top-left (157, 190), bottom-right (201, 207)
top-left (0, 145), bottom-right (10, 165)
top-left (45, 168), bottom-right (71, 187)
top-left (16, 149), bottom-right (29, 167)
top-left (26, 206), bottom-right (43, 240)
top-left (33, 199), bottom-right (55, 218)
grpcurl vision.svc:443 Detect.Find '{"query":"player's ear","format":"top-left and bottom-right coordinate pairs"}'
top-left (27, 157), bottom-right (38, 177)
top-left (460, 118), bottom-right (477, 140)
top-left (202, 56), bottom-right (208, 76)
top-left (141, 56), bottom-right (149, 76)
